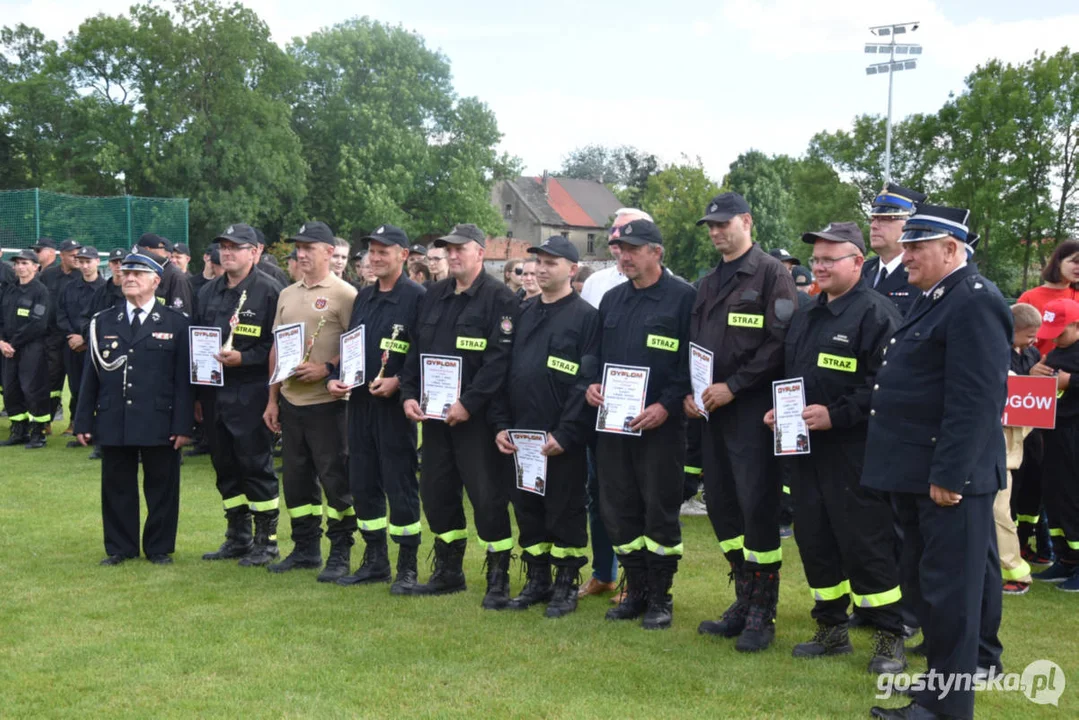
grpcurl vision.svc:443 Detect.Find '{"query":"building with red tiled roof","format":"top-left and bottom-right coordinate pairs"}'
top-left (491, 173), bottom-right (622, 259)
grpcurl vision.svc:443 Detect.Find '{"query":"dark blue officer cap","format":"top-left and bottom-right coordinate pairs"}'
top-left (871, 183), bottom-right (927, 218)
top-left (120, 252), bottom-right (164, 276)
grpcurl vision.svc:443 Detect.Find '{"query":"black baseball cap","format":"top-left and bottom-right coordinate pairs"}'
top-left (32, 237), bottom-right (56, 250)
top-left (697, 192), bottom-right (752, 225)
top-left (801, 221), bottom-right (867, 254)
top-left (75, 245), bottom-right (99, 260)
top-left (108, 248), bottom-right (126, 262)
top-left (792, 265), bottom-right (813, 287)
top-left (286, 248), bottom-right (298, 261)
top-left (172, 242), bottom-right (191, 256)
top-left (361, 224), bottom-right (410, 249)
top-left (216, 224), bottom-right (258, 247)
top-left (609, 219), bottom-right (662, 246)
top-left (436, 223), bottom-right (486, 248)
top-left (208, 246), bottom-right (222, 265)
top-left (769, 248), bottom-right (800, 265)
top-left (254, 228), bottom-right (266, 246)
top-left (12, 249), bottom-right (40, 264)
top-left (408, 242), bottom-right (427, 256)
top-left (529, 235), bottom-right (580, 263)
top-left (288, 221), bottom-right (335, 245)
top-left (137, 233), bottom-right (173, 252)
top-left (59, 238), bottom-right (83, 252)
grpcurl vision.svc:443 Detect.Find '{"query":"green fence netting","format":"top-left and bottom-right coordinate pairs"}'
top-left (0, 189), bottom-right (188, 255)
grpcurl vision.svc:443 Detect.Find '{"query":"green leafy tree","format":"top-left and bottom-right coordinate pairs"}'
top-left (639, 158), bottom-right (721, 280)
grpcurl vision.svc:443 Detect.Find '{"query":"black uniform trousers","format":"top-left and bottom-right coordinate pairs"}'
top-left (279, 397), bottom-right (355, 544)
top-left (1041, 422), bottom-right (1079, 563)
top-left (1011, 430), bottom-right (1046, 550)
top-left (420, 417), bottom-right (512, 551)
top-left (790, 440), bottom-right (903, 634)
top-left (512, 445), bottom-right (588, 564)
top-left (46, 332), bottom-right (65, 415)
top-left (204, 383), bottom-right (279, 518)
top-left (101, 445), bottom-right (181, 557)
top-left (684, 417), bottom-right (703, 501)
top-left (701, 388), bottom-right (781, 571)
top-left (2, 339), bottom-right (50, 422)
top-left (62, 347), bottom-right (89, 424)
top-left (892, 491), bottom-right (998, 720)
top-left (348, 391), bottom-right (421, 546)
top-left (596, 419), bottom-right (684, 569)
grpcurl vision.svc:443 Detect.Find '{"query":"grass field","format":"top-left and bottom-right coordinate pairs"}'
top-left (0, 414), bottom-right (1076, 719)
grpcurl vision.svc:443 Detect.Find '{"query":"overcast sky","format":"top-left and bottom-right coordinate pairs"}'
top-left (7, 0), bottom-right (1079, 181)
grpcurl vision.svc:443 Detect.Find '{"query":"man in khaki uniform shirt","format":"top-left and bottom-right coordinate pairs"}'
top-left (263, 221), bottom-right (358, 582)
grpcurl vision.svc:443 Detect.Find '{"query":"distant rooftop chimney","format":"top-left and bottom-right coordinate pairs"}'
top-left (541, 170), bottom-right (549, 198)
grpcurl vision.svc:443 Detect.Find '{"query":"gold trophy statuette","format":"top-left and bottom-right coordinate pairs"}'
top-left (301, 315), bottom-right (327, 364)
top-left (375, 324), bottom-right (404, 381)
top-left (221, 290), bottom-right (247, 353)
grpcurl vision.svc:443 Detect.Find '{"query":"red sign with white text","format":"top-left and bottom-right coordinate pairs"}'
top-left (1002, 375), bottom-right (1058, 429)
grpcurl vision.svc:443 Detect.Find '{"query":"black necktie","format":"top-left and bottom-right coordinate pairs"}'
top-left (875, 267), bottom-right (888, 288)
top-left (131, 307), bottom-right (142, 333)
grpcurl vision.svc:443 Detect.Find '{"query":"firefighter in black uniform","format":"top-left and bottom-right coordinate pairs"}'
top-left (861, 183), bottom-right (927, 317)
top-left (40, 238), bottom-right (80, 424)
top-left (766, 222), bottom-right (906, 673)
top-left (78, 248), bottom-right (126, 460)
top-left (196, 224), bottom-right (282, 567)
top-left (864, 206), bottom-right (1010, 720)
top-left (0, 249), bottom-right (51, 448)
top-left (57, 245), bottom-right (105, 447)
top-left (74, 253), bottom-right (195, 565)
top-left (134, 233), bottom-right (193, 314)
top-left (490, 236), bottom-right (600, 618)
top-left (689, 192), bottom-right (797, 652)
top-left (0, 256), bottom-right (15, 404)
top-left (400, 223), bottom-right (520, 609)
top-left (327, 224), bottom-right (426, 594)
top-left (586, 219), bottom-right (695, 630)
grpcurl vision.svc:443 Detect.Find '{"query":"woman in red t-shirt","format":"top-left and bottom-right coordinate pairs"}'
top-left (1018, 240), bottom-right (1079, 357)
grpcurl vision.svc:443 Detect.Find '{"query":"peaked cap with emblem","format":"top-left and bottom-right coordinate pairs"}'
top-left (288, 221), bottom-right (336, 245)
top-left (360, 224), bottom-right (410, 249)
top-left (871, 183), bottom-right (927, 218)
top-left (215, 223), bottom-right (258, 247)
top-left (900, 205), bottom-right (971, 246)
top-left (801, 221), bottom-right (866, 254)
top-left (528, 235), bottom-right (579, 262)
top-left (697, 192), bottom-right (752, 225)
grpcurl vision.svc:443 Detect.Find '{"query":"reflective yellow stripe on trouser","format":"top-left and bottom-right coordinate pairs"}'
top-left (612, 536), bottom-right (647, 555)
top-left (287, 504), bottom-right (322, 519)
top-left (7, 413), bottom-right (29, 422)
top-left (522, 542), bottom-right (553, 557)
top-left (389, 521), bottom-right (422, 537)
top-left (325, 506), bottom-right (356, 521)
top-left (645, 537), bottom-right (684, 557)
top-left (550, 546), bottom-right (587, 559)
top-left (249, 498), bottom-right (279, 512)
top-left (684, 466), bottom-right (702, 475)
top-left (358, 516), bottom-right (388, 532)
top-left (1015, 514), bottom-right (1039, 525)
top-left (222, 494), bottom-right (249, 510)
top-left (29, 413), bottom-right (52, 422)
top-left (435, 529), bottom-right (468, 544)
top-left (1001, 561), bottom-right (1032, 581)
top-left (480, 536), bottom-right (514, 553)
top-left (719, 535), bottom-right (745, 555)
top-left (851, 586), bottom-right (902, 608)
top-left (50, 390), bottom-right (62, 399)
top-left (744, 546), bottom-right (782, 565)
top-left (810, 579), bottom-right (851, 602)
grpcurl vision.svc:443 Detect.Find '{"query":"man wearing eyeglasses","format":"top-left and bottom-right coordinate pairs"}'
top-left (687, 192), bottom-right (797, 653)
top-left (763, 222), bottom-right (906, 674)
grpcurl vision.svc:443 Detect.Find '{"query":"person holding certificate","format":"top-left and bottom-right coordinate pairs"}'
top-left (399, 223), bottom-right (520, 609)
top-left (489, 236), bottom-right (600, 618)
top-left (585, 219), bottom-right (695, 630)
top-left (194, 224), bottom-right (283, 567)
top-left (686, 192), bottom-right (798, 652)
top-left (326, 224), bottom-right (426, 595)
top-left (263, 221), bottom-right (358, 582)
top-left (74, 253), bottom-right (193, 565)
top-left (762, 222), bottom-right (905, 673)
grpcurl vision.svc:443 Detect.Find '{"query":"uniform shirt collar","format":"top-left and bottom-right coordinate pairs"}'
top-left (126, 296), bottom-right (156, 323)
top-left (923, 260), bottom-right (967, 297)
top-left (880, 253), bottom-right (904, 276)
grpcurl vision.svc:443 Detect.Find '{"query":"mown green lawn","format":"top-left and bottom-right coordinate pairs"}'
top-left (0, 415), bottom-right (1075, 718)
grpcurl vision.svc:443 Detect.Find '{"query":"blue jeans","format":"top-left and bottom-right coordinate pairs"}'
top-left (586, 443), bottom-right (618, 582)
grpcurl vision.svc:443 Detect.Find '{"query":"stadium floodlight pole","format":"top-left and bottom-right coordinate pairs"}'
top-left (864, 21), bottom-right (921, 184)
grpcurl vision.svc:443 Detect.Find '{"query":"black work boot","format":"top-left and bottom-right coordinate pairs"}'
top-left (1, 420), bottom-right (29, 447)
top-left (239, 512), bottom-right (280, 567)
top-left (641, 562), bottom-right (676, 630)
top-left (736, 571), bottom-right (779, 653)
top-left (792, 621), bottom-right (853, 658)
top-left (390, 544), bottom-right (422, 595)
top-left (699, 564), bottom-right (752, 637)
top-left (507, 553), bottom-right (552, 610)
top-left (337, 530), bottom-right (392, 586)
top-left (417, 538), bottom-right (467, 595)
top-left (317, 537), bottom-right (353, 583)
top-left (202, 510), bottom-right (253, 560)
top-left (606, 553), bottom-right (649, 621)
top-left (868, 629), bottom-right (908, 675)
top-left (24, 422), bottom-right (47, 449)
top-left (267, 538), bottom-right (322, 573)
top-left (481, 550), bottom-right (512, 610)
top-left (545, 560), bottom-right (584, 619)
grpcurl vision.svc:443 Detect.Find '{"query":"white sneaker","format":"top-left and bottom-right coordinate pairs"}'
top-left (680, 497), bottom-right (708, 516)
